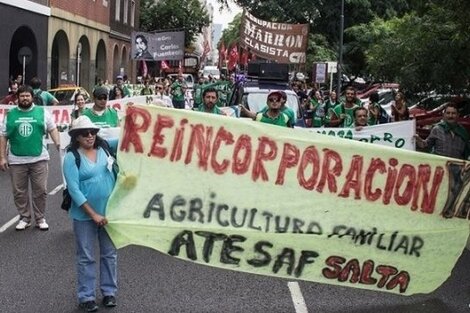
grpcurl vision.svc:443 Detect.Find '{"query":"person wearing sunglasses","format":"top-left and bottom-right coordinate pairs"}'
top-left (154, 84), bottom-right (173, 107)
top-left (82, 86), bottom-right (120, 129)
top-left (241, 91), bottom-right (291, 127)
top-left (63, 115), bottom-right (119, 311)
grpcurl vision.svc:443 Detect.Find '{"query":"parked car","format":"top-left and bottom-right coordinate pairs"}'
top-left (48, 86), bottom-right (91, 105)
top-left (360, 88), bottom-right (397, 116)
top-left (202, 66), bottom-right (221, 80)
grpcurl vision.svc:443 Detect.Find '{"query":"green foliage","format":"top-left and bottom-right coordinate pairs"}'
top-left (139, 0), bottom-right (210, 47)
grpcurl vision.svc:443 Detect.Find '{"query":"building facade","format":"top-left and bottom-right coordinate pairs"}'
top-left (0, 0), bottom-right (139, 95)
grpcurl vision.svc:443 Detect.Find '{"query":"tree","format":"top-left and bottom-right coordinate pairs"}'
top-left (139, 0), bottom-right (211, 47)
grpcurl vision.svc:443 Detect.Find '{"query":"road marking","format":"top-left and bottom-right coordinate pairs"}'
top-left (288, 282), bottom-right (308, 313)
top-left (0, 215), bottom-right (19, 233)
top-left (48, 184), bottom-right (64, 195)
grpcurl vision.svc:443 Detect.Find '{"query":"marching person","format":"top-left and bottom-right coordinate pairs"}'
top-left (197, 87), bottom-right (224, 115)
top-left (82, 86), bottom-right (120, 128)
top-left (352, 107), bottom-right (369, 130)
top-left (63, 116), bottom-right (118, 311)
top-left (169, 74), bottom-right (187, 109)
top-left (71, 93), bottom-right (87, 120)
top-left (328, 86), bottom-right (360, 127)
top-left (241, 90), bottom-right (291, 127)
top-left (0, 84), bottom-right (60, 231)
top-left (415, 102), bottom-right (469, 159)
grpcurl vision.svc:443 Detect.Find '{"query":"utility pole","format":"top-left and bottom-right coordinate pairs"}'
top-left (336, 0), bottom-right (344, 97)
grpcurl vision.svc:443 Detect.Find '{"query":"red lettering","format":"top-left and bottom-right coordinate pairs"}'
top-left (339, 155), bottom-right (364, 199)
top-left (322, 256), bottom-right (346, 279)
top-left (383, 158), bottom-right (398, 205)
top-left (412, 165), bottom-right (444, 213)
top-left (211, 127), bottom-right (234, 174)
top-left (275, 143), bottom-right (299, 186)
top-left (376, 265), bottom-right (398, 288)
top-left (386, 271), bottom-right (410, 293)
top-left (232, 135), bottom-right (252, 175)
top-left (252, 136), bottom-right (277, 182)
top-left (298, 146), bottom-right (321, 190)
top-left (360, 260), bottom-right (378, 285)
top-left (121, 106), bottom-right (152, 153)
top-left (185, 124), bottom-right (214, 170)
top-left (339, 258), bottom-right (361, 283)
top-left (60, 109), bottom-right (71, 124)
top-left (364, 158), bottom-right (386, 201)
top-left (316, 149), bottom-right (342, 193)
top-left (170, 118), bottom-right (188, 162)
top-left (149, 114), bottom-right (174, 158)
top-left (51, 109), bottom-right (60, 124)
top-left (111, 103), bottom-right (121, 110)
top-left (394, 164), bottom-right (416, 205)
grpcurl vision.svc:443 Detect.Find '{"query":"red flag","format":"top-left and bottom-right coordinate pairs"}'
top-left (161, 60), bottom-right (169, 70)
top-left (227, 45), bottom-right (239, 70)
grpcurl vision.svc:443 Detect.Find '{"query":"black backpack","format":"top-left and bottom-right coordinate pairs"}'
top-left (60, 140), bottom-right (117, 211)
top-left (33, 90), bottom-right (45, 106)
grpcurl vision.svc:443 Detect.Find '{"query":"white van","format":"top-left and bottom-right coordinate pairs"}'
top-left (202, 66), bottom-right (221, 80)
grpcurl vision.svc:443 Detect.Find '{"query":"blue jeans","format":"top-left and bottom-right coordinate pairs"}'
top-left (73, 219), bottom-right (117, 303)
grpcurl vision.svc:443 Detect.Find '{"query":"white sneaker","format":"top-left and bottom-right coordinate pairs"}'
top-left (15, 219), bottom-right (31, 231)
top-left (36, 219), bottom-right (49, 231)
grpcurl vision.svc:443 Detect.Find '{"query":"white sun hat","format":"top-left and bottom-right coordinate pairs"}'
top-left (68, 115), bottom-right (100, 136)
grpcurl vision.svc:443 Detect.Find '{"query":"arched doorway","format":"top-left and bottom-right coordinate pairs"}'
top-left (51, 30), bottom-right (70, 88)
top-left (77, 36), bottom-right (91, 90)
top-left (95, 40), bottom-right (107, 85)
top-left (9, 26), bottom-right (38, 85)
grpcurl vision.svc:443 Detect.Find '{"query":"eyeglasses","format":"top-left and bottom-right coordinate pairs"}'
top-left (78, 129), bottom-right (99, 137)
top-left (156, 86), bottom-right (163, 90)
top-left (268, 98), bottom-right (281, 102)
top-left (97, 95), bottom-right (107, 100)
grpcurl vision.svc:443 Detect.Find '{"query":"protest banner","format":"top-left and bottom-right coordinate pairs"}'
top-left (298, 120), bottom-right (416, 151)
top-left (105, 104), bottom-right (470, 295)
top-left (240, 10), bottom-right (309, 63)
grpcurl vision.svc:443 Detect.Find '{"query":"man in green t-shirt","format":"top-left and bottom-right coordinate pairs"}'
top-left (82, 86), bottom-right (120, 128)
top-left (327, 86), bottom-right (360, 128)
top-left (241, 90), bottom-right (290, 127)
top-left (0, 85), bottom-right (60, 231)
top-left (197, 87), bottom-right (225, 115)
top-left (170, 74), bottom-right (188, 109)
top-left (30, 77), bottom-right (59, 106)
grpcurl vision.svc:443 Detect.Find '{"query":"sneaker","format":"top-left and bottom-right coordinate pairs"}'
top-left (102, 295), bottom-right (117, 308)
top-left (36, 219), bottom-right (49, 231)
top-left (79, 300), bottom-right (98, 312)
top-left (15, 219), bottom-right (31, 231)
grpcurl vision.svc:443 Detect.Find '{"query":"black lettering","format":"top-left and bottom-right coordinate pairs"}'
top-left (195, 231), bottom-right (226, 263)
top-left (143, 193), bottom-right (165, 219)
top-left (248, 208), bottom-right (262, 231)
top-left (292, 218), bottom-right (304, 233)
top-left (168, 230), bottom-right (197, 260)
top-left (409, 236), bottom-right (424, 257)
top-left (275, 215), bottom-right (290, 233)
top-left (188, 198), bottom-right (204, 222)
top-left (216, 204), bottom-right (229, 227)
top-left (273, 248), bottom-right (296, 275)
top-left (306, 222), bottom-right (322, 235)
top-left (247, 241), bottom-right (272, 267)
top-left (294, 250), bottom-right (319, 277)
top-left (230, 207), bottom-right (248, 228)
top-left (170, 195), bottom-right (186, 222)
top-left (221, 235), bottom-right (246, 265)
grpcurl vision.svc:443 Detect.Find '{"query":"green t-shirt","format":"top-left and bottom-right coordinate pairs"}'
top-left (82, 107), bottom-right (119, 128)
top-left (255, 111), bottom-right (289, 127)
top-left (331, 103), bottom-right (360, 128)
top-left (170, 81), bottom-right (187, 101)
top-left (6, 106), bottom-right (45, 156)
top-left (259, 106), bottom-right (295, 127)
top-left (197, 105), bottom-right (224, 115)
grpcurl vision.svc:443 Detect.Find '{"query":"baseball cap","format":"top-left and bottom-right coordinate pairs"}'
top-left (268, 90), bottom-right (283, 98)
top-left (116, 75), bottom-right (123, 80)
top-left (93, 86), bottom-right (109, 98)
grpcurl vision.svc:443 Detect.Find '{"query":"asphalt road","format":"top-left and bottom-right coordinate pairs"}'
top-left (0, 147), bottom-right (469, 313)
